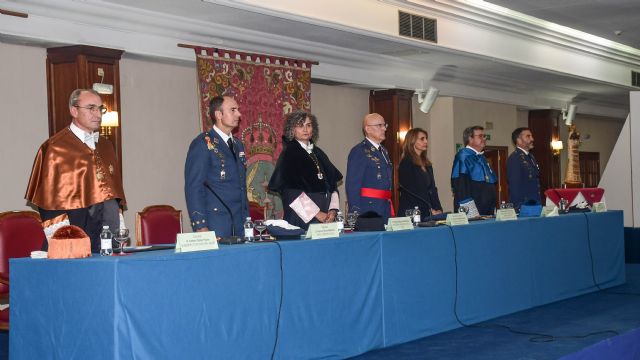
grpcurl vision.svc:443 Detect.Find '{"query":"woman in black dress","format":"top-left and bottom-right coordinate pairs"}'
top-left (398, 128), bottom-right (443, 219)
top-left (268, 111), bottom-right (343, 230)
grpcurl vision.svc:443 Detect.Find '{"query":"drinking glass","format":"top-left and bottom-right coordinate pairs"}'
top-left (254, 220), bottom-right (267, 241)
top-left (113, 228), bottom-right (130, 255)
top-left (346, 211), bottom-right (358, 229)
top-left (405, 209), bottom-right (414, 225)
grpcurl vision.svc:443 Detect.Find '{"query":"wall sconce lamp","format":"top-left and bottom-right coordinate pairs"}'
top-left (551, 140), bottom-right (563, 156)
top-left (415, 86), bottom-right (439, 113)
top-left (101, 111), bottom-right (119, 138)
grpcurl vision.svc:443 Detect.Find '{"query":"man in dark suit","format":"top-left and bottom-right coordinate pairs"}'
top-left (346, 113), bottom-right (393, 221)
top-left (506, 127), bottom-right (541, 209)
top-left (184, 95), bottom-right (249, 237)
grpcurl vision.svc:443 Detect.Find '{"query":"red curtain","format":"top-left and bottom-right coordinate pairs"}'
top-left (193, 47), bottom-right (313, 219)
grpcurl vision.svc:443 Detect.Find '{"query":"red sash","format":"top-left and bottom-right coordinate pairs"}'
top-left (360, 188), bottom-right (395, 217)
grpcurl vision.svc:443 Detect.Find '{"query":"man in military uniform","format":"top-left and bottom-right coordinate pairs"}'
top-left (346, 113), bottom-right (393, 221)
top-left (184, 95), bottom-right (249, 237)
top-left (25, 89), bottom-right (126, 252)
top-left (450, 125), bottom-right (497, 215)
top-left (507, 127), bottom-right (541, 209)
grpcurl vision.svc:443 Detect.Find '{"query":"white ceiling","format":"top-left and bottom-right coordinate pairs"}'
top-left (1, 0), bottom-right (637, 119)
top-left (486, 0), bottom-right (640, 49)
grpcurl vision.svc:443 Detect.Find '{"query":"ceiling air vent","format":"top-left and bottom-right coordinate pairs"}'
top-left (633, 70), bottom-right (640, 87)
top-left (399, 11), bottom-right (437, 43)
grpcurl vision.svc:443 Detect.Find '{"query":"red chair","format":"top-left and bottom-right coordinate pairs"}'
top-left (0, 211), bottom-right (47, 330)
top-left (135, 205), bottom-right (182, 246)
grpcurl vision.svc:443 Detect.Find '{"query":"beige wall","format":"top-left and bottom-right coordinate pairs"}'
top-left (310, 84), bottom-right (370, 213)
top-left (0, 42), bottom-right (49, 212)
top-left (453, 98), bottom-right (518, 153)
top-left (558, 114), bottom-right (624, 180)
top-left (119, 56), bottom-right (200, 232)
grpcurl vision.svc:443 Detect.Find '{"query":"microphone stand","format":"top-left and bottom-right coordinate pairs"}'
top-left (398, 184), bottom-right (438, 227)
top-left (203, 181), bottom-right (244, 244)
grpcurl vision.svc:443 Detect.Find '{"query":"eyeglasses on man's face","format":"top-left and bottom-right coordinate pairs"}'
top-left (368, 123), bottom-right (388, 129)
top-left (75, 104), bottom-right (107, 115)
top-left (472, 133), bottom-right (486, 139)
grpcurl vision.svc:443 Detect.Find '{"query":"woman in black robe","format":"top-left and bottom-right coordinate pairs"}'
top-left (398, 128), bottom-right (443, 219)
top-left (268, 111), bottom-right (343, 230)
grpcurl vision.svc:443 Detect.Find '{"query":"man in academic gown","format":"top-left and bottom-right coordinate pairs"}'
top-left (25, 89), bottom-right (126, 252)
top-left (450, 125), bottom-right (497, 215)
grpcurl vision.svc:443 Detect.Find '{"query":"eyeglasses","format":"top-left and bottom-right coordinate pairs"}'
top-left (473, 134), bottom-right (487, 139)
top-left (75, 104), bottom-right (107, 115)
top-left (367, 123), bottom-right (388, 129)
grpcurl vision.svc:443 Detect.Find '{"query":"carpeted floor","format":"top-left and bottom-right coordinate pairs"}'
top-left (351, 264), bottom-right (640, 360)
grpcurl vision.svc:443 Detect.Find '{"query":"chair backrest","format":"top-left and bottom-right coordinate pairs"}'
top-left (0, 211), bottom-right (46, 295)
top-left (136, 205), bottom-right (182, 246)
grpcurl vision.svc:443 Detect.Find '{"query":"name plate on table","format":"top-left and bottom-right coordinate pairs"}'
top-left (592, 202), bottom-right (607, 213)
top-left (386, 217), bottom-right (414, 231)
top-left (175, 231), bottom-right (219, 253)
top-left (495, 208), bottom-right (517, 221)
top-left (306, 223), bottom-right (340, 240)
top-left (541, 206), bottom-right (559, 217)
top-left (446, 213), bottom-right (469, 226)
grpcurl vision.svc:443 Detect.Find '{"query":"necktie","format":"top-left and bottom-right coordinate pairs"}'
top-left (84, 132), bottom-right (99, 150)
top-left (227, 138), bottom-right (236, 158)
top-left (379, 146), bottom-right (389, 164)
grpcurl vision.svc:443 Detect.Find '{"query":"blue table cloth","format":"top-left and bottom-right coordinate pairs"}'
top-left (10, 211), bottom-right (624, 359)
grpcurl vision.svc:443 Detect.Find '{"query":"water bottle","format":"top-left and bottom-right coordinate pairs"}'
top-left (243, 217), bottom-right (255, 242)
top-left (100, 225), bottom-right (113, 256)
top-left (412, 206), bottom-right (421, 225)
top-left (336, 211), bottom-right (345, 233)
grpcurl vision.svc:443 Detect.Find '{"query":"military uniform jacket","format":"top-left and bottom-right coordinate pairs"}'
top-left (346, 139), bottom-right (393, 220)
top-left (184, 129), bottom-right (249, 237)
top-left (506, 147), bottom-right (541, 209)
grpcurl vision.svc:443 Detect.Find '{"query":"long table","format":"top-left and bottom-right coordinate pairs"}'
top-left (10, 211), bottom-right (625, 359)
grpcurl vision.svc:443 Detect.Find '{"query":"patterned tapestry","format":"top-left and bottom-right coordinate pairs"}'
top-left (193, 47), bottom-right (313, 219)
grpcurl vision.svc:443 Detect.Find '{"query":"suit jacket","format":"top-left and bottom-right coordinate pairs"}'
top-left (346, 139), bottom-right (393, 220)
top-left (184, 129), bottom-right (249, 237)
top-left (506, 147), bottom-right (541, 209)
top-left (398, 156), bottom-right (442, 217)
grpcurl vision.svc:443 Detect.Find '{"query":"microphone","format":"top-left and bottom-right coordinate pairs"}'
top-left (398, 184), bottom-right (437, 227)
top-left (203, 181), bottom-right (244, 244)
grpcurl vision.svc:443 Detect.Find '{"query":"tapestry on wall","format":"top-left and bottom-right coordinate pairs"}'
top-left (192, 47), bottom-right (313, 219)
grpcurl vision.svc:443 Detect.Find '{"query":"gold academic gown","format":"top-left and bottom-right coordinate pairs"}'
top-left (25, 127), bottom-right (126, 210)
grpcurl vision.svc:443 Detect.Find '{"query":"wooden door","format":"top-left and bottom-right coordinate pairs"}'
top-left (484, 146), bottom-right (509, 208)
top-left (579, 151), bottom-right (600, 187)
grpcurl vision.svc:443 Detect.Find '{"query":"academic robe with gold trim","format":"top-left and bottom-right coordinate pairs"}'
top-left (25, 127), bottom-right (126, 251)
